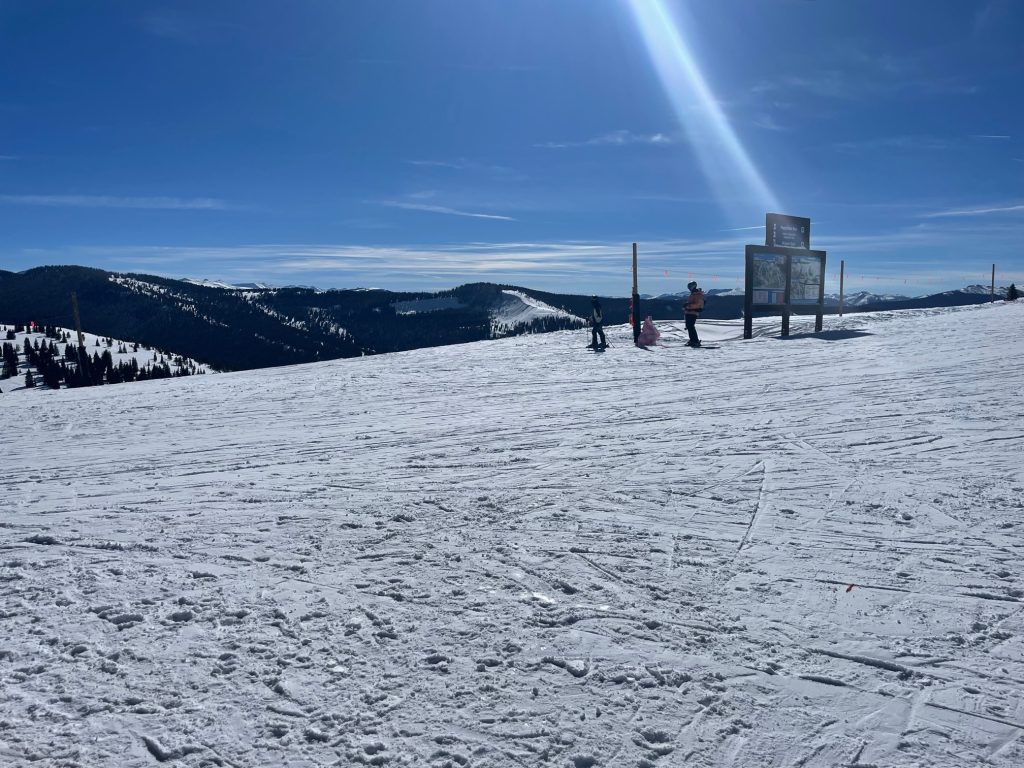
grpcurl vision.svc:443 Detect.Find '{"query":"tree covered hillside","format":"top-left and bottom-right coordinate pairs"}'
top-left (0, 268), bottom-right (583, 372)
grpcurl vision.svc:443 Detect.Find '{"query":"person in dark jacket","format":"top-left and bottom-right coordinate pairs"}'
top-left (684, 281), bottom-right (705, 347)
top-left (588, 296), bottom-right (607, 349)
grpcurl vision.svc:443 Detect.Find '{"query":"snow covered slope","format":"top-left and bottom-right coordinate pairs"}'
top-left (2, 303), bottom-right (1023, 767)
top-left (491, 289), bottom-right (581, 327)
top-left (1, 324), bottom-right (213, 393)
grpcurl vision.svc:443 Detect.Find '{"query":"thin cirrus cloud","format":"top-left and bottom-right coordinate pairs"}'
top-left (31, 225), bottom-right (1021, 293)
top-left (536, 130), bottom-right (674, 149)
top-left (752, 114), bottom-right (788, 132)
top-left (922, 202), bottom-right (1024, 218)
top-left (379, 200), bottom-right (516, 221)
top-left (0, 194), bottom-right (231, 210)
top-left (406, 159), bottom-right (528, 183)
top-left (832, 135), bottom-right (950, 152)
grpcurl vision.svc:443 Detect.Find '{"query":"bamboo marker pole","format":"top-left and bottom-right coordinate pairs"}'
top-left (991, 264), bottom-right (996, 302)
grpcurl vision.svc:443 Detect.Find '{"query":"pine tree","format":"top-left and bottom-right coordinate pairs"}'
top-left (1, 342), bottom-right (18, 379)
top-left (1009, 283), bottom-right (1020, 301)
top-left (25, 370), bottom-right (35, 388)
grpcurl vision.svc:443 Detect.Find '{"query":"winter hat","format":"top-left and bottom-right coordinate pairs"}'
top-left (687, 281), bottom-right (698, 290)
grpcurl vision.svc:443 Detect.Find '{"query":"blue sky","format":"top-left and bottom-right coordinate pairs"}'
top-left (1, 0), bottom-right (1021, 296)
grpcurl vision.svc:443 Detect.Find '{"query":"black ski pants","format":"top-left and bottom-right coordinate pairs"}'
top-left (685, 314), bottom-right (700, 345)
top-left (591, 323), bottom-right (606, 347)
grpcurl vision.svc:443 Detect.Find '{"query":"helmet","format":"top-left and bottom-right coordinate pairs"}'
top-left (687, 281), bottom-right (698, 290)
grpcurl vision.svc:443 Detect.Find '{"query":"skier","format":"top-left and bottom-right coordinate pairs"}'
top-left (588, 296), bottom-right (607, 349)
top-left (637, 315), bottom-right (660, 346)
top-left (684, 280), bottom-right (705, 347)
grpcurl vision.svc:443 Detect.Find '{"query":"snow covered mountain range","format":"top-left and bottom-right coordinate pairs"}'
top-left (0, 265), bottom-right (1013, 374)
top-left (0, 267), bottom-right (585, 372)
top-left (3, 302), bottom-right (1023, 767)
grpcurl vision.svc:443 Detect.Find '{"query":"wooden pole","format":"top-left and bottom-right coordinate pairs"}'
top-left (70, 291), bottom-right (91, 384)
top-left (781, 254), bottom-right (792, 338)
top-left (839, 260), bottom-right (845, 317)
top-left (815, 253), bottom-right (825, 333)
top-left (743, 249), bottom-right (753, 340)
top-left (632, 242), bottom-right (641, 346)
top-left (991, 263), bottom-right (996, 302)
top-left (632, 242), bottom-right (638, 296)
top-left (71, 292), bottom-right (85, 347)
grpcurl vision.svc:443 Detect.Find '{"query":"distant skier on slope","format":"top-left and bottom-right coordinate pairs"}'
top-left (637, 315), bottom-right (660, 346)
top-left (588, 296), bottom-right (607, 349)
top-left (684, 280), bottom-right (705, 347)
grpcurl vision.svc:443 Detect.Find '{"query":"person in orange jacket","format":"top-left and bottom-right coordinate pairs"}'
top-left (684, 280), bottom-right (705, 347)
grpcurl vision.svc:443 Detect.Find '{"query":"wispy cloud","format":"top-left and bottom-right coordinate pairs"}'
top-left (379, 200), bottom-right (515, 221)
top-left (141, 9), bottom-right (238, 45)
top-left (407, 158), bottom-right (526, 181)
top-left (23, 223), bottom-right (1024, 295)
top-left (753, 46), bottom-right (977, 102)
top-left (970, 134), bottom-right (1011, 140)
top-left (720, 225), bottom-right (763, 232)
top-left (537, 130), bottom-right (674, 149)
top-left (142, 11), bottom-right (204, 44)
top-left (0, 155), bottom-right (17, 161)
top-left (0, 194), bottom-right (231, 210)
top-left (752, 114), bottom-right (787, 131)
top-left (407, 160), bottom-right (466, 170)
top-left (832, 135), bottom-right (951, 153)
top-left (974, 0), bottom-right (1014, 36)
top-left (922, 202), bottom-right (1024, 218)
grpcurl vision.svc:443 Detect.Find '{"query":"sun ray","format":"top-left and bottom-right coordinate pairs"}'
top-left (626, 0), bottom-right (780, 215)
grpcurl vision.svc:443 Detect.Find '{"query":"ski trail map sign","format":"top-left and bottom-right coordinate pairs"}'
top-left (744, 213), bottom-right (826, 339)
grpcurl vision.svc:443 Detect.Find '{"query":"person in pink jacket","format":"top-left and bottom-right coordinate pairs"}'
top-left (638, 315), bottom-right (660, 346)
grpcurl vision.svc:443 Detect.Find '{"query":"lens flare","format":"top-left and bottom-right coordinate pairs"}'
top-left (626, 0), bottom-right (779, 214)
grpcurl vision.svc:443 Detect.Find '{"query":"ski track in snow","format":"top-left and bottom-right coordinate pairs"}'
top-left (2, 303), bottom-right (1023, 767)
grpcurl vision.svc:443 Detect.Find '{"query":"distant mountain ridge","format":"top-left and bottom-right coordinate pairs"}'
top-left (0, 265), bottom-right (1011, 373)
top-left (0, 267), bottom-right (585, 372)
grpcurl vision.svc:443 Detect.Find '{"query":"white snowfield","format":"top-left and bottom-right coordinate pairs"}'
top-left (2, 303), bottom-right (1023, 768)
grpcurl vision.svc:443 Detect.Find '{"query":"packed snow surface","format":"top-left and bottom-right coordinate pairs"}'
top-left (2, 303), bottom-right (1023, 768)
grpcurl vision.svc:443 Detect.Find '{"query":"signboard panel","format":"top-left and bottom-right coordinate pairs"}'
top-left (790, 254), bottom-right (824, 305)
top-left (750, 252), bottom-right (787, 305)
top-left (743, 245), bottom-right (827, 338)
top-left (766, 213), bottom-right (810, 249)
